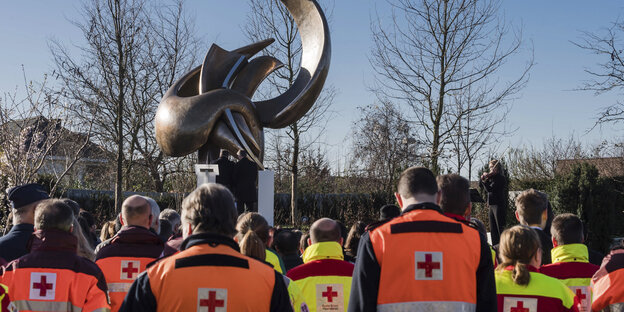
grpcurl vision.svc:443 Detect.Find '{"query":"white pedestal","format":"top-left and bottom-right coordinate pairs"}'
top-left (195, 164), bottom-right (220, 187)
top-left (258, 169), bottom-right (275, 226)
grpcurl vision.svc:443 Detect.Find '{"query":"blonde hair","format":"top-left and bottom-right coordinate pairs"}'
top-left (100, 221), bottom-right (117, 242)
top-left (239, 231), bottom-right (266, 260)
top-left (489, 159), bottom-right (502, 174)
top-left (236, 213), bottom-right (270, 260)
top-left (73, 219), bottom-right (95, 261)
top-left (497, 225), bottom-right (541, 286)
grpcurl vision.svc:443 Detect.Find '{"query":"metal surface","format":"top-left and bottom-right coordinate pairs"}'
top-left (154, 0), bottom-right (331, 168)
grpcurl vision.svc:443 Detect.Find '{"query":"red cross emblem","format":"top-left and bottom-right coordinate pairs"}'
top-left (316, 284), bottom-right (344, 312)
top-left (503, 297), bottom-right (536, 312)
top-left (29, 272), bottom-right (56, 300)
top-left (120, 260), bottom-right (141, 280)
top-left (415, 251), bottom-right (443, 280)
top-left (571, 286), bottom-right (590, 312)
top-left (197, 288), bottom-right (227, 312)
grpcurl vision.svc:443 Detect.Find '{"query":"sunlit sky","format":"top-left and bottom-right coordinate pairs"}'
top-left (1, 0), bottom-right (623, 175)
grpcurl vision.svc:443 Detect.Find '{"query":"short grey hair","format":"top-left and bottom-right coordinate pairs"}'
top-left (35, 199), bottom-right (74, 232)
top-left (142, 196), bottom-right (161, 234)
top-left (181, 183), bottom-right (237, 237)
top-left (159, 208), bottom-right (181, 229)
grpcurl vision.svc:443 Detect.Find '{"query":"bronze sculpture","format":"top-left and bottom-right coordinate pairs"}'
top-left (155, 0), bottom-right (331, 169)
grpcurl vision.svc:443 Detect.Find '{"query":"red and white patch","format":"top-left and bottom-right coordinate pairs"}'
top-left (29, 272), bottom-right (56, 300)
top-left (415, 251), bottom-right (443, 280)
top-left (315, 284), bottom-right (344, 312)
top-left (570, 286), bottom-right (590, 312)
top-left (503, 297), bottom-right (537, 312)
top-left (120, 260), bottom-right (141, 280)
top-left (197, 288), bottom-right (227, 312)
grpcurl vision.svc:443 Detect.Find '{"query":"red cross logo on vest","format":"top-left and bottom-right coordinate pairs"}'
top-left (571, 286), bottom-right (590, 312)
top-left (29, 272), bottom-right (56, 300)
top-left (415, 251), bottom-right (443, 280)
top-left (120, 260), bottom-right (141, 280)
top-left (503, 297), bottom-right (537, 312)
top-left (316, 284), bottom-right (344, 312)
top-left (197, 288), bottom-right (227, 312)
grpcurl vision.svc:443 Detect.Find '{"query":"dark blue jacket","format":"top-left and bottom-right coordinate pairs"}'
top-left (0, 223), bottom-right (34, 262)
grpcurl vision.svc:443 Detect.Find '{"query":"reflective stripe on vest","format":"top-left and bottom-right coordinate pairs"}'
top-left (370, 209), bottom-right (481, 305)
top-left (12, 300), bottom-right (85, 312)
top-left (377, 301), bottom-right (476, 312)
top-left (107, 283), bottom-right (132, 293)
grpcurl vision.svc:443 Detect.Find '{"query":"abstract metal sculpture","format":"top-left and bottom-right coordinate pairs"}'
top-left (155, 0), bottom-right (331, 169)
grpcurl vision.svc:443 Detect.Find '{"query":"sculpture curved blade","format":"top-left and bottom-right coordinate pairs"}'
top-left (154, 0), bottom-right (331, 168)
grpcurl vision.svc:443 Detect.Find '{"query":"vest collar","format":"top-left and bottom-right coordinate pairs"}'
top-left (29, 229), bottom-right (77, 253)
top-left (551, 243), bottom-right (589, 263)
top-left (402, 202), bottom-right (443, 215)
top-left (302, 241), bottom-right (344, 263)
top-left (444, 213), bottom-right (468, 222)
top-left (181, 232), bottom-right (240, 252)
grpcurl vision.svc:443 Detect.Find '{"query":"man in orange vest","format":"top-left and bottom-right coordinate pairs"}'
top-left (540, 213), bottom-right (598, 312)
top-left (348, 167), bottom-right (496, 312)
top-left (95, 195), bottom-right (164, 312)
top-left (287, 218), bottom-right (354, 312)
top-left (120, 183), bottom-right (292, 311)
top-left (0, 199), bottom-right (110, 311)
top-left (591, 240), bottom-right (624, 310)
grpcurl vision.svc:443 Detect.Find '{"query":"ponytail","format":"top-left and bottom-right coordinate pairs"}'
top-left (512, 262), bottom-right (530, 286)
top-left (239, 230), bottom-right (266, 261)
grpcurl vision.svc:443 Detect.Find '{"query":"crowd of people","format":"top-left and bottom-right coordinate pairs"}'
top-left (0, 165), bottom-right (622, 311)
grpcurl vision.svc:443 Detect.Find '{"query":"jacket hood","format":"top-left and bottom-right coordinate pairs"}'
top-left (551, 243), bottom-right (589, 263)
top-left (28, 229), bottom-right (77, 253)
top-left (302, 241), bottom-right (344, 263)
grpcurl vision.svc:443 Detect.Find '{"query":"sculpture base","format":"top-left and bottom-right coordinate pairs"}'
top-left (258, 169), bottom-right (275, 226)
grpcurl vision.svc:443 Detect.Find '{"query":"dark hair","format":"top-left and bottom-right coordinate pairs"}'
top-left (336, 220), bottom-right (348, 243)
top-left (397, 167), bottom-right (438, 198)
top-left (300, 232), bottom-right (310, 252)
top-left (79, 209), bottom-right (95, 228)
top-left (551, 213), bottom-right (584, 245)
top-left (310, 218), bottom-right (341, 244)
top-left (437, 174), bottom-right (470, 215)
top-left (379, 204), bottom-right (400, 220)
top-left (498, 225), bottom-right (541, 286)
top-left (34, 199), bottom-right (74, 232)
top-left (181, 183), bottom-right (237, 237)
top-left (61, 198), bottom-right (80, 216)
top-left (159, 219), bottom-right (173, 242)
top-left (345, 221), bottom-right (366, 258)
top-left (273, 229), bottom-right (300, 255)
top-left (515, 189), bottom-right (548, 226)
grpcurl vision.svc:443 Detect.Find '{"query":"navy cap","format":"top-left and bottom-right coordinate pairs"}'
top-left (7, 183), bottom-right (49, 209)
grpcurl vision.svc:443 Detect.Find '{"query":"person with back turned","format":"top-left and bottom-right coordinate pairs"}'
top-left (95, 195), bottom-right (164, 312)
top-left (120, 183), bottom-right (292, 311)
top-left (233, 150), bottom-right (259, 214)
top-left (0, 183), bottom-right (49, 262)
top-left (0, 199), bottom-right (110, 311)
top-left (348, 167), bottom-right (496, 312)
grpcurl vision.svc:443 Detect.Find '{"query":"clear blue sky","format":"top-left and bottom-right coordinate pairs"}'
top-left (1, 0), bottom-right (623, 173)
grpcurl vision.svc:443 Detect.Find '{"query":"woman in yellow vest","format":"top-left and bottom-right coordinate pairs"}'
top-left (495, 225), bottom-right (580, 312)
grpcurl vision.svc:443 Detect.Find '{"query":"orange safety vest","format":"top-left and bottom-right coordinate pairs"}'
top-left (95, 226), bottom-right (163, 312)
top-left (0, 230), bottom-right (110, 312)
top-left (592, 247), bottom-right (624, 311)
top-left (369, 204), bottom-right (482, 311)
top-left (119, 232), bottom-right (293, 312)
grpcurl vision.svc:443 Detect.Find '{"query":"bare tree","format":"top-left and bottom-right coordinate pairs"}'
top-left (0, 70), bottom-right (93, 193)
top-left (447, 84), bottom-right (515, 180)
top-left (574, 19), bottom-right (624, 125)
top-left (50, 0), bottom-right (197, 208)
top-left (370, 0), bottom-right (532, 174)
top-left (350, 100), bottom-right (422, 195)
top-left (245, 0), bottom-right (335, 225)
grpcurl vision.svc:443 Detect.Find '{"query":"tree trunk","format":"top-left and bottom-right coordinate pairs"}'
top-left (290, 122), bottom-right (300, 225)
top-left (114, 0), bottom-right (124, 212)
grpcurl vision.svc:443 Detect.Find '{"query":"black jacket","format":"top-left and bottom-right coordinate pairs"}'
top-left (481, 173), bottom-right (507, 206)
top-left (233, 157), bottom-right (258, 202)
top-left (0, 223), bottom-right (34, 262)
top-left (211, 156), bottom-right (235, 190)
top-left (348, 203), bottom-right (497, 312)
top-left (535, 227), bottom-right (553, 265)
